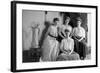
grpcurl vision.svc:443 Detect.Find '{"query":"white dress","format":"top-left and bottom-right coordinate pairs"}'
top-left (57, 37), bottom-right (80, 61)
top-left (60, 37), bottom-right (74, 55)
top-left (41, 25), bottom-right (59, 61)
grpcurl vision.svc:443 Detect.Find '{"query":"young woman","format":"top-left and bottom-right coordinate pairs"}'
top-left (41, 18), bottom-right (59, 61)
top-left (72, 17), bottom-right (87, 60)
top-left (57, 16), bottom-right (72, 43)
top-left (57, 26), bottom-right (80, 61)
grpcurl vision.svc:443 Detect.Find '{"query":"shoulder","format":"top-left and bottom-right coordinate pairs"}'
top-left (49, 25), bottom-right (55, 29)
top-left (81, 27), bottom-right (85, 30)
top-left (48, 25), bottom-right (53, 31)
top-left (49, 25), bottom-right (52, 29)
top-left (68, 25), bottom-right (72, 28)
top-left (61, 39), bottom-right (66, 43)
top-left (61, 24), bottom-right (65, 28)
top-left (69, 37), bottom-right (74, 42)
top-left (58, 24), bottom-right (65, 30)
top-left (67, 25), bottom-right (72, 31)
top-left (80, 27), bottom-right (85, 32)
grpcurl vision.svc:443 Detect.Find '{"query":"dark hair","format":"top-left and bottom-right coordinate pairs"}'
top-left (53, 18), bottom-right (59, 22)
top-left (65, 16), bottom-right (70, 20)
top-left (64, 16), bottom-right (70, 24)
top-left (76, 17), bottom-right (82, 22)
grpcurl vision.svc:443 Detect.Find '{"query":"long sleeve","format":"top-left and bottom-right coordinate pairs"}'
top-left (71, 28), bottom-right (75, 37)
top-left (71, 39), bottom-right (74, 51)
top-left (82, 28), bottom-right (86, 38)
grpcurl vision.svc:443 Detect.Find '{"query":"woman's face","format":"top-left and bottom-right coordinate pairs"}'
top-left (65, 30), bottom-right (70, 37)
top-left (54, 21), bottom-right (59, 25)
top-left (65, 18), bottom-right (70, 25)
top-left (77, 21), bottom-right (81, 26)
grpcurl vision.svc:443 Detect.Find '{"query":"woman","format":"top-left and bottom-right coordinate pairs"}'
top-left (57, 16), bottom-right (72, 43)
top-left (41, 18), bottom-right (59, 61)
top-left (57, 26), bottom-right (80, 61)
top-left (72, 17), bottom-right (87, 60)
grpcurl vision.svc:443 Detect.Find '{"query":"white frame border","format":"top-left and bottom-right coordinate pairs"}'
top-left (16, 3), bottom-right (96, 70)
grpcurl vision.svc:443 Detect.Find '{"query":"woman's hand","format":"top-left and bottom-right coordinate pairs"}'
top-left (58, 27), bottom-right (66, 38)
top-left (73, 36), bottom-right (82, 41)
top-left (63, 50), bottom-right (71, 55)
top-left (68, 50), bottom-right (72, 55)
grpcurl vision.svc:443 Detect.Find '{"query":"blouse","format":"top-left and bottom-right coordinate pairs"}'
top-left (60, 37), bottom-right (74, 52)
top-left (72, 27), bottom-right (85, 38)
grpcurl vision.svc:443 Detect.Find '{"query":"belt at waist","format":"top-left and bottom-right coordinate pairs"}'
top-left (48, 33), bottom-right (57, 38)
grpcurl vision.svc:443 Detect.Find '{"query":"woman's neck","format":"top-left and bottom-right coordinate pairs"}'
top-left (65, 23), bottom-right (69, 26)
top-left (65, 36), bottom-right (70, 39)
top-left (78, 25), bottom-right (81, 28)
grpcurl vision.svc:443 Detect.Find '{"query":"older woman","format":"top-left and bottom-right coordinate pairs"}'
top-left (72, 17), bottom-right (87, 60)
top-left (41, 18), bottom-right (59, 61)
top-left (57, 26), bottom-right (80, 61)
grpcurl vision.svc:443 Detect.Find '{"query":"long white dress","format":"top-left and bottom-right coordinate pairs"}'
top-left (41, 25), bottom-right (59, 61)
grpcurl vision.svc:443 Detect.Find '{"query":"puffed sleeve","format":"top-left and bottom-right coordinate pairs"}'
top-left (82, 27), bottom-right (86, 38)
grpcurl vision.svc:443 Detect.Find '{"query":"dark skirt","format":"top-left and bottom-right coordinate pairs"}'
top-left (74, 39), bottom-right (87, 59)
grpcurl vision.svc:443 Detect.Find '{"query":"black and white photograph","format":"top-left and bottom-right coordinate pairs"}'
top-left (11, 1), bottom-right (98, 72)
top-left (22, 11), bottom-right (90, 62)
